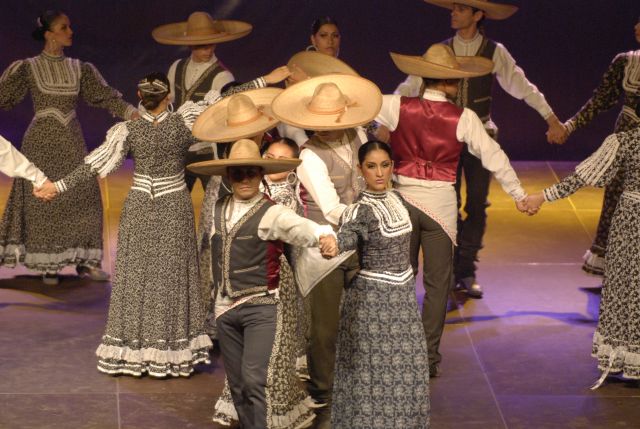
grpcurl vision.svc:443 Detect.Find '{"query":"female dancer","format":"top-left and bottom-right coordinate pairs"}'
top-left (324, 141), bottom-right (430, 428)
top-left (0, 10), bottom-right (138, 285)
top-left (527, 127), bottom-right (640, 389)
top-left (35, 68), bottom-right (288, 377)
top-left (551, 16), bottom-right (640, 275)
top-left (307, 16), bottom-right (341, 57)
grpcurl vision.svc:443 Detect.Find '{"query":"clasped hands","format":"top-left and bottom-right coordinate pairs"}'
top-left (515, 192), bottom-right (545, 216)
top-left (319, 234), bottom-right (338, 259)
top-left (32, 179), bottom-right (58, 202)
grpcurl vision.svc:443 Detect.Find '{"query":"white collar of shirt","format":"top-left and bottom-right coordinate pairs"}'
top-left (453, 31), bottom-right (483, 56)
top-left (422, 89), bottom-right (449, 102)
top-left (227, 193), bottom-right (264, 229)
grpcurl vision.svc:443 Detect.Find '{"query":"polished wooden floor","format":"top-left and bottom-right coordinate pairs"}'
top-left (0, 161), bottom-right (637, 429)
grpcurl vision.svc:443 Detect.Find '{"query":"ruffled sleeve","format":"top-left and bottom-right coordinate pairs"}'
top-left (80, 62), bottom-right (137, 120)
top-left (0, 60), bottom-right (29, 110)
top-left (54, 121), bottom-right (130, 193)
top-left (544, 132), bottom-right (628, 201)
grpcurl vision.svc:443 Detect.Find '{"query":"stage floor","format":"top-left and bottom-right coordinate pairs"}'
top-left (0, 161), bottom-right (637, 429)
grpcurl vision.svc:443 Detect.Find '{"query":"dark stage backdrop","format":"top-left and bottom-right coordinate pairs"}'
top-left (0, 0), bottom-right (637, 160)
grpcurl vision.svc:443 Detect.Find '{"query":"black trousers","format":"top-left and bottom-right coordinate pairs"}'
top-left (454, 146), bottom-right (492, 280)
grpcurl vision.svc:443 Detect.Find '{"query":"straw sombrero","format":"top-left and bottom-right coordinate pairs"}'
top-left (271, 74), bottom-right (382, 131)
top-left (192, 88), bottom-right (282, 142)
top-left (390, 44), bottom-right (493, 79)
top-left (152, 11), bottom-right (252, 46)
top-left (187, 139), bottom-right (301, 176)
top-left (287, 51), bottom-right (359, 78)
top-left (423, 0), bottom-right (518, 20)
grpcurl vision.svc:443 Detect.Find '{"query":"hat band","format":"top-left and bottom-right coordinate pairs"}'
top-left (306, 101), bottom-right (358, 124)
top-left (226, 106), bottom-right (272, 127)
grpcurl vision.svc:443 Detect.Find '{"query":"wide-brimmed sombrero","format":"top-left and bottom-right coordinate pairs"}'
top-left (152, 11), bottom-right (252, 46)
top-left (390, 44), bottom-right (493, 79)
top-left (192, 88), bottom-right (282, 142)
top-left (423, 0), bottom-right (518, 20)
top-left (187, 139), bottom-right (301, 176)
top-left (287, 51), bottom-right (358, 78)
top-left (271, 74), bottom-right (382, 131)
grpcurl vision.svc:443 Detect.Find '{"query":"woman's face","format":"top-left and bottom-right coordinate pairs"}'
top-left (46, 14), bottom-right (73, 47)
top-left (359, 148), bottom-right (393, 192)
top-left (635, 19), bottom-right (640, 44)
top-left (310, 24), bottom-right (340, 57)
top-left (264, 142), bottom-right (297, 183)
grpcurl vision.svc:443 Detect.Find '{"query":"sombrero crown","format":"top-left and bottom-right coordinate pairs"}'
top-left (423, 0), bottom-right (518, 20)
top-left (152, 11), bottom-right (252, 45)
top-left (271, 74), bottom-right (382, 131)
top-left (187, 139), bottom-right (301, 177)
top-left (390, 44), bottom-right (493, 79)
top-left (192, 87), bottom-right (282, 142)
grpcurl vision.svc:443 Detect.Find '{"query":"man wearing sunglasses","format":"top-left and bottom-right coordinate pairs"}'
top-left (188, 139), bottom-right (336, 429)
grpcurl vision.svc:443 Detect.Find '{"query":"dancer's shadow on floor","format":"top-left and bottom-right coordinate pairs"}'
top-left (0, 274), bottom-right (111, 313)
top-left (445, 283), bottom-right (602, 326)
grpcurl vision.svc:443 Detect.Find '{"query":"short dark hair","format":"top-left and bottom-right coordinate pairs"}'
top-left (261, 138), bottom-right (300, 158)
top-left (421, 77), bottom-right (461, 90)
top-left (311, 16), bottom-right (339, 35)
top-left (358, 140), bottom-right (393, 165)
top-left (32, 10), bottom-right (65, 41)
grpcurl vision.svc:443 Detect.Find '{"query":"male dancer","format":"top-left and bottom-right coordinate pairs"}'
top-left (153, 11), bottom-right (251, 192)
top-left (396, 0), bottom-right (564, 297)
top-left (378, 43), bottom-right (529, 376)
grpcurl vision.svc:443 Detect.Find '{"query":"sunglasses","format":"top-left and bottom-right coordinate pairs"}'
top-left (228, 166), bottom-right (263, 182)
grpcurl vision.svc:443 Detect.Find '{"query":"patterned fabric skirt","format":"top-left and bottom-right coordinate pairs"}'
top-left (331, 268), bottom-right (430, 429)
top-left (96, 189), bottom-right (211, 377)
top-left (592, 195), bottom-right (640, 379)
top-left (0, 118), bottom-right (103, 272)
top-left (213, 256), bottom-right (317, 428)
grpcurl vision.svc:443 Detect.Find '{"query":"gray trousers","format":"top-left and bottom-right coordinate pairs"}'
top-left (407, 203), bottom-right (454, 367)
top-left (307, 253), bottom-right (359, 426)
top-left (216, 304), bottom-right (276, 429)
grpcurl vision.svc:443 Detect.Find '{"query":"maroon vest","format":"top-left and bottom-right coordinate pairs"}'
top-left (389, 97), bottom-right (464, 182)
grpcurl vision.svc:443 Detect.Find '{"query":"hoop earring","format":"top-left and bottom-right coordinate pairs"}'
top-left (167, 102), bottom-right (174, 113)
top-left (137, 100), bottom-right (146, 112)
top-left (305, 45), bottom-right (317, 52)
top-left (286, 171), bottom-right (297, 185)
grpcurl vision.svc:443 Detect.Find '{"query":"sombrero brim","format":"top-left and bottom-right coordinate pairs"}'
top-left (390, 52), bottom-right (493, 79)
top-left (187, 158), bottom-right (301, 176)
top-left (423, 0), bottom-right (518, 20)
top-left (152, 20), bottom-right (252, 45)
top-left (287, 51), bottom-right (359, 78)
top-left (271, 74), bottom-right (382, 131)
top-left (192, 87), bottom-right (283, 142)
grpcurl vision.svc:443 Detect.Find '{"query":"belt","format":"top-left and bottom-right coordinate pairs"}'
top-left (34, 108), bottom-right (76, 126)
top-left (358, 266), bottom-right (413, 285)
top-left (131, 172), bottom-right (186, 199)
top-left (622, 190), bottom-right (640, 202)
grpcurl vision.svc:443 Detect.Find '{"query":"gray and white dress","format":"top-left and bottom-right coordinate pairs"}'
top-left (543, 128), bottom-right (640, 383)
top-left (332, 190), bottom-right (430, 429)
top-left (0, 52), bottom-right (136, 272)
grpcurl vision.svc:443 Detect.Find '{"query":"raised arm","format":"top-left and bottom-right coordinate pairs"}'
top-left (458, 108), bottom-right (526, 202)
top-left (258, 204), bottom-right (334, 247)
top-left (80, 62), bottom-right (137, 120)
top-left (565, 53), bottom-right (626, 135)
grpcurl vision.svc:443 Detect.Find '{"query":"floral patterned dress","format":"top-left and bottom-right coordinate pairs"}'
top-left (332, 190), bottom-right (430, 429)
top-left (0, 52), bottom-right (136, 272)
top-left (565, 50), bottom-right (640, 256)
top-left (544, 128), bottom-right (640, 384)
